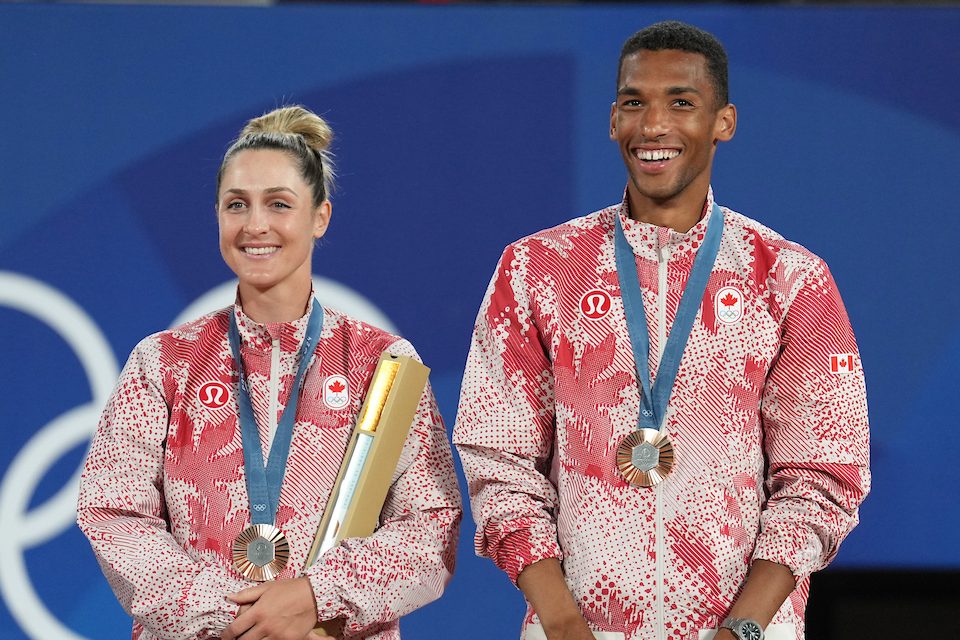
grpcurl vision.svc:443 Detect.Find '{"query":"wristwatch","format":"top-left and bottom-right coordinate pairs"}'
top-left (720, 617), bottom-right (764, 640)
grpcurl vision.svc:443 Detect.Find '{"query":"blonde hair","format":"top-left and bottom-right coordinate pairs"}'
top-left (217, 105), bottom-right (336, 206)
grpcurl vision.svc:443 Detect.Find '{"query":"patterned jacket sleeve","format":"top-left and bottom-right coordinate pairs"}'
top-left (305, 338), bottom-right (462, 636)
top-left (452, 245), bottom-right (563, 584)
top-left (77, 337), bottom-right (251, 640)
top-left (752, 258), bottom-right (871, 579)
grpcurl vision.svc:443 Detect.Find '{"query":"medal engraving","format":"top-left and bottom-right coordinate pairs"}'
top-left (631, 442), bottom-right (659, 471)
top-left (247, 537), bottom-right (276, 567)
top-left (617, 428), bottom-right (674, 487)
top-left (232, 524), bottom-right (290, 581)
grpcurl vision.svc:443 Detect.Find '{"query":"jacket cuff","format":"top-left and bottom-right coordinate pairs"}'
top-left (306, 561), bottom-right (351, 627)
top-left (482, 521), bottom-right (563, 584)
top-left (750, 525), bottom-right (824, 581)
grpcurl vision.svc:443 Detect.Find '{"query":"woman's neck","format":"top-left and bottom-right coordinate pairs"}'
top-left (237, 280), bottom-right (312, 324)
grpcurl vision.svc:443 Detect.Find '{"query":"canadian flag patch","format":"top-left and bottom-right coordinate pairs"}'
top-left (829, 353), bottom-right (858, 375)
top-left (714, 286), bottom-right (743, 325)
top-left (323, 374), bottom-right (350, 409)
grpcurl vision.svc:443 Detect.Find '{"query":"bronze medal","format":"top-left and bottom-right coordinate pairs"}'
top-left (232, 524), bottom-right (290, 581)
top-left (616, 428), bottom-right (674, 487)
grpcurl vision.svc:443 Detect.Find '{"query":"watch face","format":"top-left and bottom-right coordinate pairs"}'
top-left (736, 620), bottom-right (762, 640)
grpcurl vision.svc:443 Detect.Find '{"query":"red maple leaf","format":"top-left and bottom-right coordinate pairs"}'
top-left (720, 292), bottom-right (738, 306)
top-left (329, 380), bottom-right (346, 393)
top-left (554, 334), bottom-right (632, 483)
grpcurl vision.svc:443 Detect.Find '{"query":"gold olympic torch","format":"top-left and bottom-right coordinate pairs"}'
top-left (306, 353), bottom-right (429, 637)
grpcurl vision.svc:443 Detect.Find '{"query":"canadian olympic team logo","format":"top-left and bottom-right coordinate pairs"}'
top-left (323, 375), bottom-right (350, 410)
top-left (198, 381), bottom-right (231, 409)
top-left (580, 289), bottom-right (612, 320)
top-left (715, 286), bottom-right (744, 325)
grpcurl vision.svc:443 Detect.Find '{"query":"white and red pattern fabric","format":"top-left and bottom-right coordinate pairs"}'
top-left (78, 301), bottom-right (461, 640)
top-left (453, 190), bottom-right (869, 640)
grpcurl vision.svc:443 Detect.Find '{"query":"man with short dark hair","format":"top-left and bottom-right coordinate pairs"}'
top-left (454, 21), bottom-right (869, 640)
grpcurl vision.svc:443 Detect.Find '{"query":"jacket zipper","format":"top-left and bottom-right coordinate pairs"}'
top-left (655, 239), bottom-right (669, 640)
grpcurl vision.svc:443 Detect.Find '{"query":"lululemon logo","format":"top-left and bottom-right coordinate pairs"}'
top-left (580, 289), bottom-right (612, 320)
top-left (198, 381), bottom-right (231, 409)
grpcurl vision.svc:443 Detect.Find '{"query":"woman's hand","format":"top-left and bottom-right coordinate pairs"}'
top-left (223, 577), bottom-right (330, 640)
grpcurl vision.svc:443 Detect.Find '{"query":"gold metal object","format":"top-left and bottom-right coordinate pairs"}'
top-left (355, 360), bottom-right (399, 434)
top-left (306, 354), bottom-right (429, 637)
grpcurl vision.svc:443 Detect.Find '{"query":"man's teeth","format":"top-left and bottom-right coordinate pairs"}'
top-left (244, 247), bottom-right (278, 255)
top-left (635, 149), bottom-right (680, 161)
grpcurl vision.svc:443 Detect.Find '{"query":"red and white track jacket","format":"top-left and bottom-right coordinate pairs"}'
top-left (78, 302), bottom-right (461, 640)
top-left (453, 191), bottom-right (869, 640)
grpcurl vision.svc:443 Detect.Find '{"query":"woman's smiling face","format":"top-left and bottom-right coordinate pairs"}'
top-left (217, 148), bottom-right (330, 295)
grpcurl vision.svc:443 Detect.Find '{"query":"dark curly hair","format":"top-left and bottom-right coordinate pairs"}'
top-left (618, 21), bottom-right (729, 108)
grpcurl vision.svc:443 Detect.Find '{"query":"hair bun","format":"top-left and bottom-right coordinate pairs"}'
top-left (241, 105), bottom-right (333, 155)
top-left (219, 104), bottom-right (336, 205)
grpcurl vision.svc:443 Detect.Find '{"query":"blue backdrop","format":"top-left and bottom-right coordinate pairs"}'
top-left (1, 4), bottom-right (958, 639)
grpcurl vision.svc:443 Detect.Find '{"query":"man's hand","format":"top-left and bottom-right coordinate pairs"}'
top-left (517, 558), bottom-right (595, 640)
top-left (223, 577), bottom-right (330, 640)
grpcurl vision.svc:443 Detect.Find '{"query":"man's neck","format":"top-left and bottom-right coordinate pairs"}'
top-left (626, 186), bottom-right (709, 233)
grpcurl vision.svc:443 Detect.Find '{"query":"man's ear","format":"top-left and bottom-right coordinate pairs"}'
top-left (715, 103), bottom-right (737, 143)
top-left (609, 101), bottom-right (618, 140)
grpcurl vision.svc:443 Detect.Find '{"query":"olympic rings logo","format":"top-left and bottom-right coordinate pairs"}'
top-left (0, 271), bottom-right (396, 640)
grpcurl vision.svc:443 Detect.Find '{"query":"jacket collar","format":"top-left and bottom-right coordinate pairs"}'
top-left (232, 292), bottom-right (315, 353)
top-left (610, 187), bottom-right (717, 262)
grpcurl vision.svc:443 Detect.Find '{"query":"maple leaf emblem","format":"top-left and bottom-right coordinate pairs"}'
top-left (329, 380), bottom-right (346, 393)
top-left (720, 293), bottom-right (738, 306)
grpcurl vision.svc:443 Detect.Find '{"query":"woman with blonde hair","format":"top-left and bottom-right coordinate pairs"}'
top-left (78, 105), bottom-right (461, 640)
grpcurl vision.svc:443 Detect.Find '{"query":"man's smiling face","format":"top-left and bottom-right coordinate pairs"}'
top-left (610, 48), bottom-right (736, 210)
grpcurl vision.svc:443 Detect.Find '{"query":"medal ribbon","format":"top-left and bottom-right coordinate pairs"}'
top-left (229, 299), bottom-right (323, 526)
top-left (614, 203), bottom-right (724, 431)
